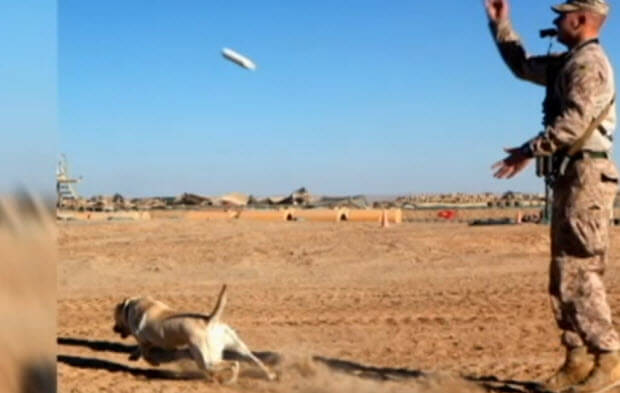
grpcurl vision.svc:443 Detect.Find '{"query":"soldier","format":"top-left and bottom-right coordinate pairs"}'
top-left (484, 0), bottom-right (619, 392)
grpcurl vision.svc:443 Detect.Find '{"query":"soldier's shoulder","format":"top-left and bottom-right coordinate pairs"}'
top-left (574, 42), bottom-right (610, 63)
top-left (569, 44), bottom-right (611, 73)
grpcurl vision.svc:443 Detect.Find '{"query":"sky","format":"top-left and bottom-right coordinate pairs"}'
top-left (56, 1), bottom-right (620, 198)
top-left (0, 1), bottom-right (56, 197)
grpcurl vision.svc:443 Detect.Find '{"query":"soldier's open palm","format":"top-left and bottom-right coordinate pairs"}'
top-left (492, 147), bottom-right (532, 179)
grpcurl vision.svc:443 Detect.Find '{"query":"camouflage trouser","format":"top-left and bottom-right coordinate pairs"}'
top-left (550, 157), bottom-right (620, 352)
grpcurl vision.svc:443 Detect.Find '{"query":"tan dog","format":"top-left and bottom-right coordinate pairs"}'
top-left (112, 284), bottom-right (276, 383)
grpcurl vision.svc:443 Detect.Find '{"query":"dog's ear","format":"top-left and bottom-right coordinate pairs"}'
top-left (208, 284), bottom-right (227, 325)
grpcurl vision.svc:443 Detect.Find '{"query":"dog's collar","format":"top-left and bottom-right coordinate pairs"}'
top-left (122, 298), bottom-right (132, 324)
top-left (135, 312), bottom-right (148, 335)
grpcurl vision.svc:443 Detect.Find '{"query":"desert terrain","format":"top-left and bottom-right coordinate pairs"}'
top-left (56, 217), bottom-right (620, 392)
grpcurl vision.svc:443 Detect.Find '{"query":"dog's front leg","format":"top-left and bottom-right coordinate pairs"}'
top-left (128, 346), bottom-right (142, 361)
top-left (140, 345), bottom-right (162, 366)
top-left (210, 361), bottom-right (239, 385)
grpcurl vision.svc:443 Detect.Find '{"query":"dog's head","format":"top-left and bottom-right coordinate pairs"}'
top-left (112, 298), bottom-right (133, 339)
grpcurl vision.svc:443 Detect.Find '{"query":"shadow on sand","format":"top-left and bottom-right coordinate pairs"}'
top-left (57, 354), bottom-right (206, 380)
top-left (57, 336), bottom-right (549, 392)
top-left (57, 336), bottom-right (281, 365)
top-left (464, 375), bottom-right (550, 393)
top-left (312, 356), bottom-right (548, 393)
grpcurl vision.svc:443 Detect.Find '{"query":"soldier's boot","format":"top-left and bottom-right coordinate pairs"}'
top-left (568, 351), bottom-right (620, 393)
top-left (544, 346), bottom-right (595, 392)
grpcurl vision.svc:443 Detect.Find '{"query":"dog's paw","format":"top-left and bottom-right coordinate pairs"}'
top-left (144, 358), bottom-right (161, 367)
top-left (128, 350), bottom-right (141, 361)
top-left (226, 362), bottom-right (240, 385)
top-left (214, 362), bottom-right (239, 385)
top-left (266, 370), bottom-right (278, 381)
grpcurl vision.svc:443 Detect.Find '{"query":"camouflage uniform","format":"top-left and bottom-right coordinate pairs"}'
top-left (490, 15), bottom-right (619, 351)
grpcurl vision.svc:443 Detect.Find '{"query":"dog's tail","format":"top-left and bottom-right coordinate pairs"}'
top-left (208, 284), bottom-right (227, 324)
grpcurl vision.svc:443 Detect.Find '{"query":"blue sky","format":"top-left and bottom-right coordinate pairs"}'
top-left (58, 1), bottom-right (620, 197)
top-left (1, 1), bottom-right (56, 196)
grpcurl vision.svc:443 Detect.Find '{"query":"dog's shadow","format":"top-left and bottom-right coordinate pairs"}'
top-left (57, 337), bottom-right (549, 392)
top-left (57, 336), bottom-right (280, 381)
top-left (57, 354), bottom-right (206, 380)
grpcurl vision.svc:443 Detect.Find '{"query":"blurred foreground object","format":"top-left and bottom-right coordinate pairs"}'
top-left (0, 192), bottom-right (56, 393)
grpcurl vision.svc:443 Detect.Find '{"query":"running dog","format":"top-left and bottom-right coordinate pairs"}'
top-left (112, 284), bottom-right (276, 383)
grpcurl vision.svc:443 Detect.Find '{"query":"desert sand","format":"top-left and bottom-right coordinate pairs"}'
top-left (56, 218), bottom-right (620, 392)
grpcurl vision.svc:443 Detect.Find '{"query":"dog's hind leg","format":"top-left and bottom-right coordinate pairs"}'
top-left (188, 340), bottom-right (238, 384)
top-left (188, 340), bottom-right (212, 373)
top-left (223, 326), bottom-right (277, 381)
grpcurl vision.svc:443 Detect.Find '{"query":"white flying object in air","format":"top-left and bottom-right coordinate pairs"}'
top-left (221, 48), bottom-right (256, 71)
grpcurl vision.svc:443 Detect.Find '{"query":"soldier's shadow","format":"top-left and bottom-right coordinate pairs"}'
top-left (312, 356), bottom-right (548, 393)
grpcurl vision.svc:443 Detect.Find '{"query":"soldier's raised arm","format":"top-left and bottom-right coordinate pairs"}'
top-left (485, 0), bottom-right (553, 85)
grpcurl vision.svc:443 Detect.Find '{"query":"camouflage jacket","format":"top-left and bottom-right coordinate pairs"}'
top-left (490, 18), bottom-right (616, 156)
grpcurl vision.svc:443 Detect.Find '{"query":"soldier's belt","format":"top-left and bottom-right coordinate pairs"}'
top-left (558, 150), bottom-right (609, 176)
top-left (536, 95), bottom-right (615, 181)
top-left (571, 150), bottom-right (609, 161)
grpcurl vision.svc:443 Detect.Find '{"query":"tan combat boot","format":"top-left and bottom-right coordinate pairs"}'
top-left (569, 351), bottom-right (620, 393)
top-left (545, 346), bottom-right (594, 392)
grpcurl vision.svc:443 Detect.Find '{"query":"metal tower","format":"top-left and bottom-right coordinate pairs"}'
top-left (56, 154), bottom-right (81, 206)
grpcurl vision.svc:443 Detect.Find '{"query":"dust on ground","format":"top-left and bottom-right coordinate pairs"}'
top-left (57, 219), bottom-right (620, 392)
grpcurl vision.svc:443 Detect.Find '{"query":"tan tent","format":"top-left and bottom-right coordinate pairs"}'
top-left (220, 192), bottom-right (250, 206)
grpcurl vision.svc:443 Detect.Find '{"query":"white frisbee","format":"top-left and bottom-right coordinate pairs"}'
top-left (221, 48), bottom-right (256, 70)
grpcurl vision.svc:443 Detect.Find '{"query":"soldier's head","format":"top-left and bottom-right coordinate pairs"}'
top-left (551, 0), bottom-right (608, 47)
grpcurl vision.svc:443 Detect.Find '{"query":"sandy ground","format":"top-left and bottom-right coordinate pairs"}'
top-left (56, 218), bottom-right (620, 392)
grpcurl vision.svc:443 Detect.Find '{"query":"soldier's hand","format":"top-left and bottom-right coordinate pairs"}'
top-left (485, 0), bottom-right (509, 23)
top-left (492, 147), bottom-right (532, 179)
